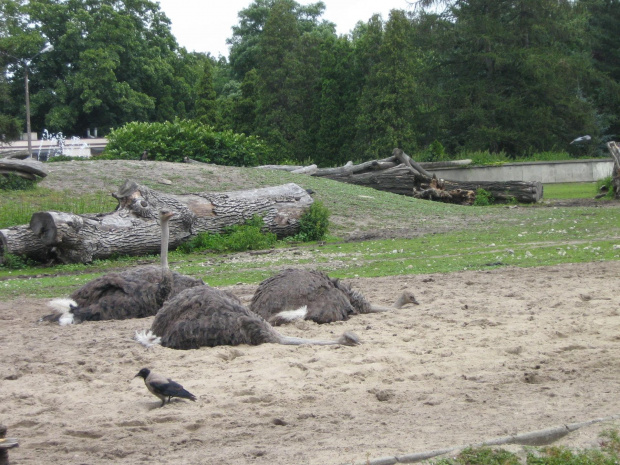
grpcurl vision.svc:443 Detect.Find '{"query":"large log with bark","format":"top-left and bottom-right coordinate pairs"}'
top-left (312, 148), bottom-right (543, 204)
top-left (0, 224), bottom-right (51, 263)
top-left (1, 181), bottom-right (313, 265)
top-left (0, 158), bottom-right (48, 180)
top-left (608, 141), bottom-right (620, 199)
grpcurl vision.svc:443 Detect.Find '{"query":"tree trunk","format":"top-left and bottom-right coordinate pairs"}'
top-left (313, 148), bottom-right (543, 204)
top-left (608, 141), bottom-right (620, 199)
top-left (0, 158), bottom-right (48, 180)
top-left (2, 181), bottom-right (313, 265)
top-left (0, 225), bottom-right (50, 262)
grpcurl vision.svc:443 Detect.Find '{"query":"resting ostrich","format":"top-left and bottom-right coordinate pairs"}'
top-left (250, 269), bottom-right (419, 325)
top-left (42, 209), bottom-right (203, 325)
top-left (135, 285), bottom-right (360, 349)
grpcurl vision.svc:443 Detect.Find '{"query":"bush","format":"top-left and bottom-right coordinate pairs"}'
top-left (296, 201), bottom-right (330, 241)
top-left (101, 120), bottom-right (270, 167)
top-left (418, 140), bottom-right (449, 163)
top-left (596, 176), bottom-right (615, 199)
top-left (0, 173), bottom-right (37, 191)
top-left (473, 188), bottom-right (494, 206)
top-left (178, 215), bottom-right (277, 254)
top-left (46, 155), bottom-right (90, 163)
top-left (1, 253), bottom-right (32, 269)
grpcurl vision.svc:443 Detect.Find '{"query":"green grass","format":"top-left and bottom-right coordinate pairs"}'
top-left (0, 188), bottom-right (117, 228)
top-left (1, 204), bottom-right (618, 298)
top-left (543, 182), bottom-right (599, 199)
top-left (1, 163), bottom-right (618, 299)
top-left (431, 429), bottom-right (620, 464)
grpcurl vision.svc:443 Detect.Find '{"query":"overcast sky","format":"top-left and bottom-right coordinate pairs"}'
top-left (156, 0), bottom-right (415, 57)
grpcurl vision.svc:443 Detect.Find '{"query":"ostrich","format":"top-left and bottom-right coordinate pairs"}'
top-left (249, 269), bottom-right (419, 325)
top-left (42, 209), bottom-right (203, 325)
top-left (135, 285), bottom-right (360, 349)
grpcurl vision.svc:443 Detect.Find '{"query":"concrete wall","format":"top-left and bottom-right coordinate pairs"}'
top-left (430, 159), bottom-right (614, 184)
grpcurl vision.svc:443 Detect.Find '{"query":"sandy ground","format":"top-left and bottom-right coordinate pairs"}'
top-left (2, 260), bottom-right (620, 464)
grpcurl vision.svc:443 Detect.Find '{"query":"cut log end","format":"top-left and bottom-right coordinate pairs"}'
top-left (30, 212), bottom-right (61, 245)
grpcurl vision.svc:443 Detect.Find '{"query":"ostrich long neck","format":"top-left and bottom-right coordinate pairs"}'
top-left (278, 336), bottom-right (339, 346)
top-left (161, 218), bottom-right (170, 270)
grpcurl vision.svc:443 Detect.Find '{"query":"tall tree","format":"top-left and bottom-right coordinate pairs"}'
top-left (0, 0), bottom-right (200, 136)
top-left (354, 10), bottom-right (421, 159)
top-left (582, 0), bottom-right (620, 140)
top-left (316, 35), bottom-right (357, 166)
top-left (228, 0), bottom-right (331, 79)
top-left (254, 0), bottom-right (302, 159)
top-left (194, 58), bottom-right (217, 125)
top-left (412, 0), bottom-right (603, 155)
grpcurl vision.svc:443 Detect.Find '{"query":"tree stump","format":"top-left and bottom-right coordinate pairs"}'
top-left (607, 141), bottom-right (620, 199)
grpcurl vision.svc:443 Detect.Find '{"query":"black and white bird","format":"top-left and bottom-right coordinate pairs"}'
top-left (570, 135), bottom-right (591, 145)
top-left (134, 368), bottom-right (197, 407)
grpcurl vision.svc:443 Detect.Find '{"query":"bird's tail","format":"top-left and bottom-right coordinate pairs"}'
top-left (180, 389), bottom-right (197, 402)
top-left (134, 329), bottom-right (162, 348)
top-left (40, 298), bottom-right (77, 325)
top-left (269, 305), bottom-right (308, 325)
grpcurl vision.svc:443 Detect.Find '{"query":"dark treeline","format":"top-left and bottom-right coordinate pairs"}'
top-left (1, 0), bottom-right (620, 165)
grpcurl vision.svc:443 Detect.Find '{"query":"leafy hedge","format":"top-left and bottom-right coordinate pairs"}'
top-left (100, 120), bottom-right (270, 166)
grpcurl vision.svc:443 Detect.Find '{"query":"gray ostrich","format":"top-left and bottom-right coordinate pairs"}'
top-left (250, 269), bottom-right (419, 325)
top-left (42, 209), bottom-right (203, 325)
top-left (135, 285), bottom-right (360, 349)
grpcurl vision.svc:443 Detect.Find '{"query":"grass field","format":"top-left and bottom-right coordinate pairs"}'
top-left (1, 165), bottom-right (618, 300)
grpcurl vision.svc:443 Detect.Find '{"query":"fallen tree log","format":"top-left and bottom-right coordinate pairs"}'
top-left (0, 149), bottom-right (29, 160)
top-left (0, 158), bottom-right (48, 180)
top-left (1, 181), bottom-right (313, 265)
top-left (313, 148), bottom-right (543, 204)
top-left (0, 225), bottom-right (51, 262)
top-left (608, 141), bottom-right (620, 199)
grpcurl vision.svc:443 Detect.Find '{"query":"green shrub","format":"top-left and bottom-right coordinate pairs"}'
top-left (46, 155), bottom-right (90, 162)
top-left (596, 176), bottom-right (615, 199)
top-left (468, 151), bottom-right (511, 166)
top-left (1, 253), bottom-right (32, 269)
top-left (296, 201), bottom-right (330, 241)
top-left (473, 188), bottom-right (494, 206)
top-left (419, 140), bottom-right (449, 163)
top-left (0, 173), bottom-right (37, 191)
top-left (101, 119), bottom-right (270, 167)
top-left (178, 215), bottom-right (277, 254)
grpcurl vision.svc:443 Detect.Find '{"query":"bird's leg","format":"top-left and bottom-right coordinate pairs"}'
top-left (160, 398), bottom-right (166, 407)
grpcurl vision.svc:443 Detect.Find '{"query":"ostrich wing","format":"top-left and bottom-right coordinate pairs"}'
top-left (251, 269), bottom-right (354, 324)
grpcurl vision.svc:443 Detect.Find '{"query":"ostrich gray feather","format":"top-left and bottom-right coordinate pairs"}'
top-left (250, 269), bottom-right (373, 324)
top-left (152, 285), bottom-right (282, 349)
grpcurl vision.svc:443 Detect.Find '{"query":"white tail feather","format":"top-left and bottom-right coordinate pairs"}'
top-left (274, 305), bottom-right (308, 322)
top-left (134, 330), bottom-right (162, 348)
top-left (48, 298), bottom-right (77, 313)
top-left (48, 298), bottom-right (77, 326)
